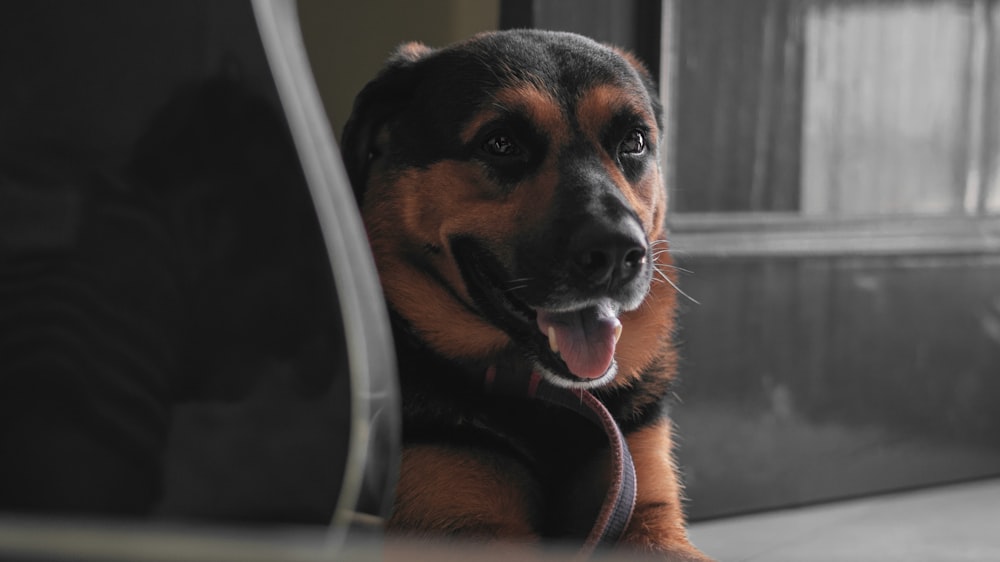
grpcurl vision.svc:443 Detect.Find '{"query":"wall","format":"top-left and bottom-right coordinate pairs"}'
top-left (296, 0), bottom-right (500, 141)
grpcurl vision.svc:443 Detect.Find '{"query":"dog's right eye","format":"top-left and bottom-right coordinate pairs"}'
top-left (482, 133), bottom-right (521, 157)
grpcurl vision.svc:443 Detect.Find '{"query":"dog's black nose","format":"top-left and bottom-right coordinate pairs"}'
top-left (570, 220), bottom-right (648, 289)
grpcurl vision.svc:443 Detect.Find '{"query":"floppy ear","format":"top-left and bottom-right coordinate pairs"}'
top-left (341, 42), bottom-right (434, 203)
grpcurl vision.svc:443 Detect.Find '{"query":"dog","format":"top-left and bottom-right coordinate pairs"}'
top-left (342, 30), bottom-right (710, 560)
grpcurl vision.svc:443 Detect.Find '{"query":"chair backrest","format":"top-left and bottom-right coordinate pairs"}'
top-left (0, 0), bottom-right (398, 555)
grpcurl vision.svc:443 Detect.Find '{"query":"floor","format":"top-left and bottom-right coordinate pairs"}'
top-left (2, 479), bottom-right (999, 561)
top-left (687, 477), bottom-right (1000, 561)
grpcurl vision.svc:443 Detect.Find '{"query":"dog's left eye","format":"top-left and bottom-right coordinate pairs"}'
top-left (618, 129), bottom-right (646, 156)
top-left (482, 133), bottom-right (521, 157)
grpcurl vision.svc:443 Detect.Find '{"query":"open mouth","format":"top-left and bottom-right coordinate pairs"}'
top-left (535, 302), bottom-right (622, 383)
top-left (452, 238), bottom-right (625, 389)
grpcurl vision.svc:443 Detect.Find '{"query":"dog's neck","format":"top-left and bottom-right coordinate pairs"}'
top-left (388, 308), bottom-right (531, 388)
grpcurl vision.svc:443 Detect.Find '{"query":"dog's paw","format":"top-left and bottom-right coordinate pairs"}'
top-left (620, 533), bottom-right (715, 562)
top-left (625, 544), bottom-right (714, 562)
top-left (662, 547), bottom-right (716, 562)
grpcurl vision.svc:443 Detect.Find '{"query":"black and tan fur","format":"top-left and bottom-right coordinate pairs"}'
top-left (342, 30), bottom-right (709, 560)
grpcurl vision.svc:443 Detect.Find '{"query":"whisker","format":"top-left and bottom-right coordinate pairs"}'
top-left (502, 279), bottom-right (535, 290)
top-left (655, 263), bottom-right (695, 275)
top-left (654, 266), bottom-right (700, 305)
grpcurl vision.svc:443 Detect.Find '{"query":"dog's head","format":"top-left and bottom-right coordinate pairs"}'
top-left (343, 30), bottom-right (676, 390)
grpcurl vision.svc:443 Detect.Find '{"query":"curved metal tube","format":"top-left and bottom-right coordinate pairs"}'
top-left (251, 0), bottom-right (400, 545)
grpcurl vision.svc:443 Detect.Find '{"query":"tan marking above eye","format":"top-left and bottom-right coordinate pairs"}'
top-left (575, 84), bottom-right (658, 148)
top-left (460, 110), bottom-right (502, 145)
top-left (460, 84), bottom-right (569, 147)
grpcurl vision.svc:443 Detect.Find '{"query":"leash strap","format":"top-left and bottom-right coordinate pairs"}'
top-left (484, 367), bottom-right (636, 555)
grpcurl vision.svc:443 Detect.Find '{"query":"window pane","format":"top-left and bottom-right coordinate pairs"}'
top-left (803, 2), bottom-right (973, 215)
top-left (670, 0), bottom-right (1000, 216)
top-left (672, 0), bottom-right (804, 213)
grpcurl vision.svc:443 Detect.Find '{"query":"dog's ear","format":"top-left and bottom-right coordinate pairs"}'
top-left (341, 42), bottom-right (434, 204)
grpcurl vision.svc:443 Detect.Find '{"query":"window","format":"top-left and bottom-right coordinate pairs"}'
top-left (665, 0), bottom-right (1000, 257)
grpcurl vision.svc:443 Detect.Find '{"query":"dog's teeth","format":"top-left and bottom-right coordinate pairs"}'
top-left (614, 323), bottom-right (623, 343)
top-left (547, 326), bottom-right (559, 353)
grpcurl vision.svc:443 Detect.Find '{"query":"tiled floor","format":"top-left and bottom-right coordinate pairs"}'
top-left (688, 478), bottom-right (1000, 561)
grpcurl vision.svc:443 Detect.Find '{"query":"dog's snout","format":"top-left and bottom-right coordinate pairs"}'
top-left (570, 220), bottom-right (648, 289)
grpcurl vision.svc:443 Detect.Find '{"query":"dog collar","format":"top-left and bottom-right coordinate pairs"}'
top-left (483, 366), bottom-right (636, 555)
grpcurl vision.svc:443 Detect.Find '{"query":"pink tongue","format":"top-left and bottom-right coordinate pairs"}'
top-left (536, 306), bottom-right (620, 379)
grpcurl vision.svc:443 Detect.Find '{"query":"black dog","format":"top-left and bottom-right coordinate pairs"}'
top-left (343, 30), bottom-right (710, 560)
